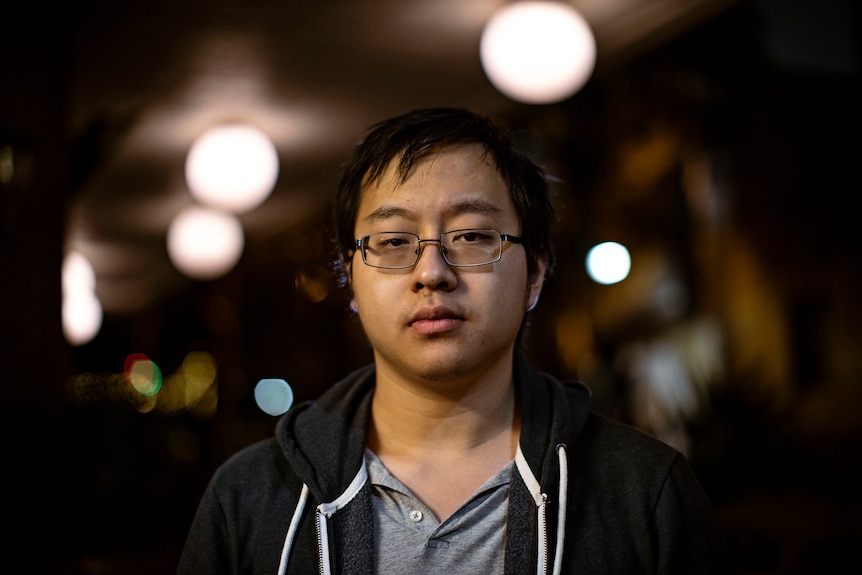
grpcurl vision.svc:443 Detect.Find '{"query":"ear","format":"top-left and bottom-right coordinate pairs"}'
top-left (344, 257), bottom-right (354, 283)
top-left (344, 258), bottom-right (358, 313)
top-left (526, 256), bottom-right (547, 312)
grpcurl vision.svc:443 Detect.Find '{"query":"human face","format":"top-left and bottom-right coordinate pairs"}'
top-left (349, 143), bottom-right (545, 386)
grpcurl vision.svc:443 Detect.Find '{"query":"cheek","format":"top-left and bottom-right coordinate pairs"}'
top-left (351, 271), bottom-right (397, 316)
top-left (499, 255), bottom-right (531, 299)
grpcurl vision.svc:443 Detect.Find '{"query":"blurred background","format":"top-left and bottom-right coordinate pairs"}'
top-left (2, 0), bottom-right (860, 573)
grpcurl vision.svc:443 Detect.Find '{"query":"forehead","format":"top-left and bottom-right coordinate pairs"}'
top-left (357, 143), bottom-right (515, 227)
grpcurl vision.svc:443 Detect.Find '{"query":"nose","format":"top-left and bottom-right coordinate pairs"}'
top-left (412, 239), bottom-right (457, 290)
top-left (415, 238), bottom-right (447, 261)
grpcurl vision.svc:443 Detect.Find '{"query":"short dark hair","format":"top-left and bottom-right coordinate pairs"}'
top-left (333, 107), bottom-right (556, 286)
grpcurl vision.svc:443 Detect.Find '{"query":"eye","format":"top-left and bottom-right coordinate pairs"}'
top-left (452, 230), bottom-right (493, 244)
top-left (381, 238), bottom-right (409, 247)
top-left (370, 233), bottom-right (414, 250)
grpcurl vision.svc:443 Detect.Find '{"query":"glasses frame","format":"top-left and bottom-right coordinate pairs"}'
top-left (354, 228), bottom-right (523, 269)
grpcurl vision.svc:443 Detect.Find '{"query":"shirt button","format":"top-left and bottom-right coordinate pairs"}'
top-left (409, 510), bottom-right (423, 522)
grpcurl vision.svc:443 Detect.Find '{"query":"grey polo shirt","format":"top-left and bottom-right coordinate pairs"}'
top-left (365, 448), bottom-right (513, 574)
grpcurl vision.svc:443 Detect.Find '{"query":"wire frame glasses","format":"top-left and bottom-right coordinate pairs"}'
top-left (355, 229), bottom-right (522, 269)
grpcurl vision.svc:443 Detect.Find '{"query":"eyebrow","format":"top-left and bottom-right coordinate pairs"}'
top-left (364, 199), bottom-right (504, 223)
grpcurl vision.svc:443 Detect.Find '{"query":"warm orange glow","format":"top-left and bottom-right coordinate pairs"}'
top-left (295, 265), bottom-right (331, 303)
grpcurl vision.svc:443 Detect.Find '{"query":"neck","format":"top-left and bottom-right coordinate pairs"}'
top-left (366, 358), bottom-right (521, 522)
top-left (367, 359), bottom-right (520, 456)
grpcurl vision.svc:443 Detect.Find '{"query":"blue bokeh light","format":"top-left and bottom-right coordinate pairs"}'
top-left (254, 378), bottom-right (294, 416)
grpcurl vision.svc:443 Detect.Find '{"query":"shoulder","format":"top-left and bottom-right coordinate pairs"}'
top-left (207, 437), bottom-right (299, 507)
top-left (567, 410), bottom-right (704, 514)
top-left (562, 410), bottom-right (726, 572)
top-left (521, 362), bottom-right (681, 474)
top-left (180, 438), bottom-right (306, 574)
top-left (540, 372), bottom-right (679, 469)
top-left (577, 410), bottom-right (679, 471)
top-left (582, 410), bottom-right (676, 456)
top-left (569, 410), bottom-right (717, 520)
top-left (214, 437), bottom-right (280, 479)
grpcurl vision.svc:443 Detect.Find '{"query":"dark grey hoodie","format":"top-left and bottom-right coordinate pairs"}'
top-left (177, 354), bottom-right (729, 574)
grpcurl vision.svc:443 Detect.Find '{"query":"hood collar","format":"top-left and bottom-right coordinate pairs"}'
top-left (276, 353), bottom-right (592, 501)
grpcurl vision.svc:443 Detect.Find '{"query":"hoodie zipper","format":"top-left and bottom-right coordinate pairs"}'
top-left (308, 464), bottom-right (368, 575)
top-left (538, 492), bottom-right (549, 575)
top-left (315, 508), bottom-right (329, 575)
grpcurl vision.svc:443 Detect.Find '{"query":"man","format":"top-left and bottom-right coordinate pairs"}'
top-left (177, 108), bottom-right (728, 574)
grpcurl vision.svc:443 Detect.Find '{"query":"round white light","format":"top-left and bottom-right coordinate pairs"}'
top-left (480, 1), bottom-right (596, 104)
top-left (167, 206), bottom-right (245, 280)
top-left (586, 242), bottom-right (631, 285)
top-left (185, 124), bottom-right (279, 213)
top-left (62, 290), bottom-right (103, 346)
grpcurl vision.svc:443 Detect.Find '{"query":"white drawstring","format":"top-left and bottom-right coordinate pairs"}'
top-left (515, 443), bottom-right (569, 575)
top-left (552, 444), bottom-right (568, 575)
top-left (277, 483), bottom-right (309, 575)
top-left (515, 445), bottom-right (569, 575)
top-left (278, 464), bottom-right (366, 575)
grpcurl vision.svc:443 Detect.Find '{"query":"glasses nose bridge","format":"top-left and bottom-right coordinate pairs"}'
top-left (414, 237), bottom-right (448, 264)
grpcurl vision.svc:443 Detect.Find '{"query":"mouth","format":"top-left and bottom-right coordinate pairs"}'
top-left (408, 306), bottom-right (465, 335)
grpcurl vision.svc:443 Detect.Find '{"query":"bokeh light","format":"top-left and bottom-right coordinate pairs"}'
top-left (167, 206), bottom-right (245, 280)
top-left (124, 353), bottom-right (163, 396)
top-left (62, 290), bottom-right (103, 346)
top-left (67, 350), bottom-right (221, 418)
top-left (480, 1), bottom-right (596, 104)
top-left (62, 250), bottom-right (96, 294)
top-left (180, 351), bottom-right (219, 418)
top-left (254, 378), bottom-right (294, 416)
top-left (295, 265), bottom-right (331, 303)
top-left (154, 351), bottom-right (219, 418)
top-left (185, 124), bottom-right (279, 213)
top-left (586, 241), bottom-right (632, 285)
top-left (61, 250), bottom-right (102, 346)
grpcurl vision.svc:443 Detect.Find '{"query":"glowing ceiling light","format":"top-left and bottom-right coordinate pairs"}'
top-left (167, 206), bottom-right (245, 280)
top-left (480, 1), bottom-right (596, 104)
top-left (586, 241), bottom-right (631, 285)
top-left (185, 124), bottom-right (279, 213)
top-left (62, 250), bottom-right (96, 295)
top-left (62, 290), bottom-right (103, 346)
top-left (61, 250), bottom-right (102, 346)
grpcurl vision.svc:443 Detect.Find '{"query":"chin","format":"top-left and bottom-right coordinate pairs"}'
top-left (411, 351), bottom-right (493, 384)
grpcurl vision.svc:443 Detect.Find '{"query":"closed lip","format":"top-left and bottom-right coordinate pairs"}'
top-left (408, 306), bottom-right (464, 326)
